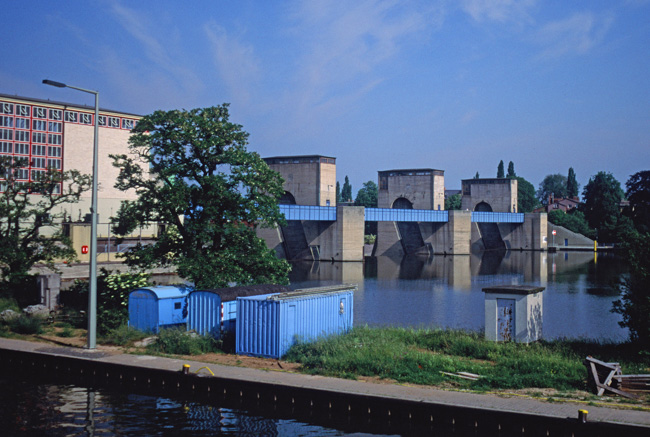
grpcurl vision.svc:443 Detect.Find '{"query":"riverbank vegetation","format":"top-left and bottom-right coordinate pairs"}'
top-left (285, 326), bottom-right (650, 392)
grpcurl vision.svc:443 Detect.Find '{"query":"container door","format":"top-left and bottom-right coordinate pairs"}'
top-left (497, 298), bottom-right (515, 341)
top-left (338, 296), bottom-right (349, 331)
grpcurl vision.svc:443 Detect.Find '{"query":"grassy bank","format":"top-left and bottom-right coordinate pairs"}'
top-left (285, 326), bottom-right (650, 392)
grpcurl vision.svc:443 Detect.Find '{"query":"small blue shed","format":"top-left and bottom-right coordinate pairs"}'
top-left (236, 284), bottom-right (356, 359)
top-left (128, 285), bottom-right (191, 333)
top-left (187, 284), bottom-right (290, 338)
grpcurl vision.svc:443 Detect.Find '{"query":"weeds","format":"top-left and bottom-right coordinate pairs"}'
top-left (146, 327), bottom-right (221, 355)
top-left (0, 297), bottom-right (20, 313)
top-left (100, 324), bottom-right (148, 346)
top-left (8, 315), bottom-right (44, 335)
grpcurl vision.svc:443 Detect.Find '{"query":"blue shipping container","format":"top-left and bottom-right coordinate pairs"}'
top-left (187, 285), bottom-right (290, 338)
top-left (236, 285), bottom-right (356, 359)
top-left (128, 285), bottom-right (191, 333)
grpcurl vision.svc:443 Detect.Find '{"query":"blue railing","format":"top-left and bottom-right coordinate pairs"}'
top-left (278, 205), bottom-right (525, 224)
top-left (365, 208), bottom-right (448, 223)
top-left (471, 212), bottom-right (524, 223)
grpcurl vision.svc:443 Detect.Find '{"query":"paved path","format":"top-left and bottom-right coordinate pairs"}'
top-left (0, 337), bottom-right (648, 430)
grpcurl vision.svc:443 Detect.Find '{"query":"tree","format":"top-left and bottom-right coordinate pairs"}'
top-left (0, 157), bottom-right (91, 291)
top-left (507, 161), bottom-right (516, 178)
top-left (341, 176), bottom-right (352, 203)
top-left (355, 181), bottom-right (378, 235)
top-left (445, 193), bottom-right (462, 210)
top-left (537, 174), bottom-right (568, 204)
top-left (497, 160), bottom-right (505, 178)
top-left (336, 181), bottom-right (341, 203)
top-left (625, 170), bottom-right (650, 234)
top-left (612, 232), bottom-right (650, 351)
top-left (547, 209), bottom-right (596, 239)
top-left (581, 171), bottom-right (625, 243)
top-left (474, 171), bottom-right (480, 179)
top-left (513, 176), bottom-right (539, 213)
top-left (110, 105), bottom-right (290, 288)
top-left (567, 167), bottom-right (579, 199)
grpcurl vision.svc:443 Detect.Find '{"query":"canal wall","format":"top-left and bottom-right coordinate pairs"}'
top-left (1, 338), bottom-right (648, 436)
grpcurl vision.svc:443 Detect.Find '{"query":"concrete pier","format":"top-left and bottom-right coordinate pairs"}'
top-left (1, 338), bottom-right (648, 435)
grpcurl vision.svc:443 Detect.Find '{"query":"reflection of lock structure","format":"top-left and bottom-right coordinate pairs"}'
top-left (340, 300), bottom-right (344, 314)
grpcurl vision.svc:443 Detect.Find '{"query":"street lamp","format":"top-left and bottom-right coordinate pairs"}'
top-left (43, 79), bottom-right (99, 349)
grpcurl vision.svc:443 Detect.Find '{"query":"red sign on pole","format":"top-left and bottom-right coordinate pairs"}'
top-left (552, 230), bottom-right (557, 236)
top-left (81, 245), bottom-right (89, 254)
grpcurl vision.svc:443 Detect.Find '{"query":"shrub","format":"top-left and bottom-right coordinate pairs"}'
top-left (9, 315), bottom-right (44, 335)
top-left (147, 327), bottom-right (221, 355)
top-left (56, 327), bottom-right (74, 338)
top-left (101, 324), bottom-right (148, 346)
top-left (0, 297), bottom-right (20, 313)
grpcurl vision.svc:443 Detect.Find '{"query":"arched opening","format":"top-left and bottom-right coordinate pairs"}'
top-left (392, 197), bottom-right (425, 255)
top-left (279, 191), bottom-right (296, 205)
top-left (474, 202), bottom-right (505, 251)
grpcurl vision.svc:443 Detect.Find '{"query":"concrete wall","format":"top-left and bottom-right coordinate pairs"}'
top-left (548, 223), bottom-right (595, 249)
top-left (265, 156), bottom-right (336, 207)
top-left (461, 178), bottom-right (518, 212)
top-left (470, 213), bottom-right (548, 252)
top-left (378, 169), bottom-right (445, 210)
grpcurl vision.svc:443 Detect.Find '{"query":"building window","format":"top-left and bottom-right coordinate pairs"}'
top-left (48, 134), bottom-right (62, 145)
top-left (31, 157), bottom-right (46, 168)
top-left (47, 159), bottom-right (61, 169)
top-left (49, 109), bottom-right (62, 120)
top-left (16, 105), bottom-right (30, 117)
top-left (48, 146), bottom-right (62, 157)
top-left (32, 145), bottom-right (46, 156)
top-left (31, 169), bottom-right (45, 180)
top-left (48, 122), bottom-right (62, 132)
top-left (108, 117), bottom-right (119, 128)
top-left (65, 111), bottom-right (78, 123)
top-left (0, 116), bottom-right (13, 128)
top-left (0, 129), bottom-right (12, 140)
top-left (32, 132), bottom-right (47, 144)
top-left (15, 168), bottom-right (29, 180)
top-left (0, 142), bottom-right (11, 154)
top-left (33, 107), bottom-right (47, 119)
top-left (1, 103), bottom-right (13, 114)
top-left (15, 118), bottom-right (28, 129)
top-left (32, 120), bottom-right (47, 131)
top-left (122, 119), bottom-right (134, 130)
top-left (80, 113), bottom-right (92, 124)
top-left (14, 143), bottom-right (29, 155)
top-left (98, 115), bottom-right (106, 126)
top-left (14, 131), bottom-right (29, 142)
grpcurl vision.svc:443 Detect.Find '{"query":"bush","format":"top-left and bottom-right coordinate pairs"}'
top-left (147, 327), bottom-right (221, 355)
top-left (0, 297), bottom-right (20, 313)
top-left (9, 315), bottom-right (44, 335)
top-left (101, 324), bottom-right (148, 346)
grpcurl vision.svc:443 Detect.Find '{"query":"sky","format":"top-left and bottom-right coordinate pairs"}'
top-left (2, 0), bottom-right (649, 197)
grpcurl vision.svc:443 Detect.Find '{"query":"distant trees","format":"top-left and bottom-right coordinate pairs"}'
top-left (474, 171), bottom-right (480, 179)
top-left (445, 193), bottom-right (462, 210)
top-left (625, 170), bottom-right (650, 234)
top-left (580, 171), bottom-right (628, 243)
top-left (355, 181), bottom-right (378, 235)
top-left (341, 176), bottom-right (353, 203)
top-left (547, 210), bottom-right (596, 239)
top-left (497, 160), bottom-right (505, 178)
top-left (514, 177), bottom-right (539, 213)
top-left (507, 161), bottom-right (516, 178)
top-left (537, 174), bottom-right (568, 204)
top-left (567, 167), bottom-right (579, 199)
top-left (336, 181), bottom-right (341, 203)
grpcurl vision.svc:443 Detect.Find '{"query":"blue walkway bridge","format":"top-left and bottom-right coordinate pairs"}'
top-left (279, 205), bottom-right (524, 224)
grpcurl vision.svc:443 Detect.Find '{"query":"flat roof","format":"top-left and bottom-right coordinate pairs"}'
top-left (263, 155), bottom-right (336, 160)
top-left (379, 168), bottom-right (444, 174)
top-left (462, 178), bottom-right (515, 184)
top-left (0, 92), bottom-right (142, 118)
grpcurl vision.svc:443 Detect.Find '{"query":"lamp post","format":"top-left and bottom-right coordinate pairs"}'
top-left (43, 79), bottom-right (99, 349)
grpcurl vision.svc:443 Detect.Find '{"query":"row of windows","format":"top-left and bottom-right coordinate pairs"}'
top-left (1, 158), bottom-right (61, 173)
top-left (1, 101), bottom-right (137, 130)
top-left (1, 118), bottom-right (62, 132)
top-left (0, 180), bottom-right (62, 194)
top-left (0, 130), bottom-right (62, 144)
top-left (0, 142), bottom-right (61, 156)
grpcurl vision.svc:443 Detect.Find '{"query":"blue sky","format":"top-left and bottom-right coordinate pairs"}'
top-left (2, 0), bottom-right (649, 196)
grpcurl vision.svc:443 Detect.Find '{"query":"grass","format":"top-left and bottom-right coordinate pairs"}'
top-left (100, 324), bottom-right (148, 347)
top-left (146, 327), bottom-right (222, 356)
top-left (284, 326), bottom-right (650, 391)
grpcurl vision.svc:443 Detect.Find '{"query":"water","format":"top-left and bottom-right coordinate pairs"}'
top-left (288, 251), bottom-right (628, 342)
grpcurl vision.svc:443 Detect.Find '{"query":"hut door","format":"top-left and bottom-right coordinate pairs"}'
top-left (497, 299), bottom-right (515, 341)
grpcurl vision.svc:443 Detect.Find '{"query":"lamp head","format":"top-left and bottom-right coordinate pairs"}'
top-left (42, 79), bottom-right (66, 88)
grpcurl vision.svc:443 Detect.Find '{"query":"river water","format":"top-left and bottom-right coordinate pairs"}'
top-left (288, 251), bottom-right (628, 342)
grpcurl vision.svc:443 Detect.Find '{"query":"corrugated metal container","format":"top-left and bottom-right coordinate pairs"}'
top-left (128, 285), bottom-right (191, 333)
top-left (236, 284), bottom-right (356, 358)
top-left (187, 284), bottom-right (290, 338)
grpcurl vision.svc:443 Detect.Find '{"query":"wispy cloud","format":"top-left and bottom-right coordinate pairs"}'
top-left (204, 22), bottom-right (260, 105)
top-left (460, 0), bottom-right (537, 25)
top-left (533, 12), bottom-right (614, 60)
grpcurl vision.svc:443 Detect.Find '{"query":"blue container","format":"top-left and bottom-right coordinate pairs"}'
top-left (236, 284), bottom-right (356, 358)
top-left (187, 285), bottom-right (290, 338)
top-left (128, 285), bottom-right (191, 333)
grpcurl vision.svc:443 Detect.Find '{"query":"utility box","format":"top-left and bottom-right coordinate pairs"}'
top-left (187, 284), bottom-right (290, 338)
top-left (128, 285), bottom-right (191, 333)
top-left (482, 285), bottom-right (544, 343)
top-left (236, 284), bottom-right (356, 359)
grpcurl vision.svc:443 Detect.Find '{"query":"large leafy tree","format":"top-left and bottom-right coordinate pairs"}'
top-left (497, 160), bottom-right (505, 178)
top-left (510, 176), bottom-right (538, 213)
top-left (445, 193), bottom-right (462, 210)
top-left (110, 105), bottom-right (290, 288)
top-left (567, 167), bottom-right (579, 199)
top-left (537, 173), bottom-right (568, 204)
top-left (581, 171), bottom-right (626, 243)
top-left (625, 170), bottom-right (650, 234)
top-left (547, 209), bottom-right (596, 239)
top-left (0, 157), bottom-right (91, 290)
top-left (355, 181), bottom-right (378, 235)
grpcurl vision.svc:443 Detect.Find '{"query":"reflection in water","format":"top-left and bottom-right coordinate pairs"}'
top-left (289, 251), bottom-right (627, 342)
